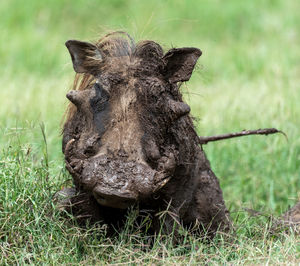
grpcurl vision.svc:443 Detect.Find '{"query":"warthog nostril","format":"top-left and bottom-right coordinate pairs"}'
top-left (97, 195), bottom-right (106, 201)
top-left (122, 199), bottom-right (133, 205)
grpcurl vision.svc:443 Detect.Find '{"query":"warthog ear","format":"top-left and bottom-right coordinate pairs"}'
top-left (162, 48), bottom-right (202, 83)
top-left (65, 40), bottom-right (102, 75)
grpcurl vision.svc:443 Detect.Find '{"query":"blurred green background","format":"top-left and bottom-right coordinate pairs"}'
top-left (1, 0), bottom-right (299, 212)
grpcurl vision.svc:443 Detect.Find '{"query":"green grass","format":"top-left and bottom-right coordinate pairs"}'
top-left (0, 0), bottom-right (299, 264)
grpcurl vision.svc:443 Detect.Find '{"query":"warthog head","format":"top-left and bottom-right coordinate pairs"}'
top-left (63, 32), bottom-right (201, 209)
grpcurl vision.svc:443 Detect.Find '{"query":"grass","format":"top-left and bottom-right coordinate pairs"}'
top-left (0, 0), bottom-right (299, 264)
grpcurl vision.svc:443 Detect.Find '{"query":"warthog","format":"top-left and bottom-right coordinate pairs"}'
top-left (60, 31), bottom-right (299, 236)
top-left (61, 31), bottom-right (231, 235)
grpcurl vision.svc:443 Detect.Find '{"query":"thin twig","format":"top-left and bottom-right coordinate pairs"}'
top-left (199, 128), bottom-right (287, 145)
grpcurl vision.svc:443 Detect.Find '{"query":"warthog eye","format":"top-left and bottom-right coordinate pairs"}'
top-left (90, 83), bottom-right (110, 112)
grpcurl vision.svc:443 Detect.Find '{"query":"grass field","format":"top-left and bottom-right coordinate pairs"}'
top-left (0, 0), bottom-right (299, 264)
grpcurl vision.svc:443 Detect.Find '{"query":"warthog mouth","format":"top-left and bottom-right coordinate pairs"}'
top-left (66, 153), bottom-right (172, 209)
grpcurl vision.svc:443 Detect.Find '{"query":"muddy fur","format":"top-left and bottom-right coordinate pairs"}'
top-left (62, 31), bottom-right (231, 237)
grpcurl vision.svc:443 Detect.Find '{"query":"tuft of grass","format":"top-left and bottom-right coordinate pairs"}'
top-left (0, 0), bottom-right (299, 264)
top-left (0, 142), bottom-right (298, 264)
